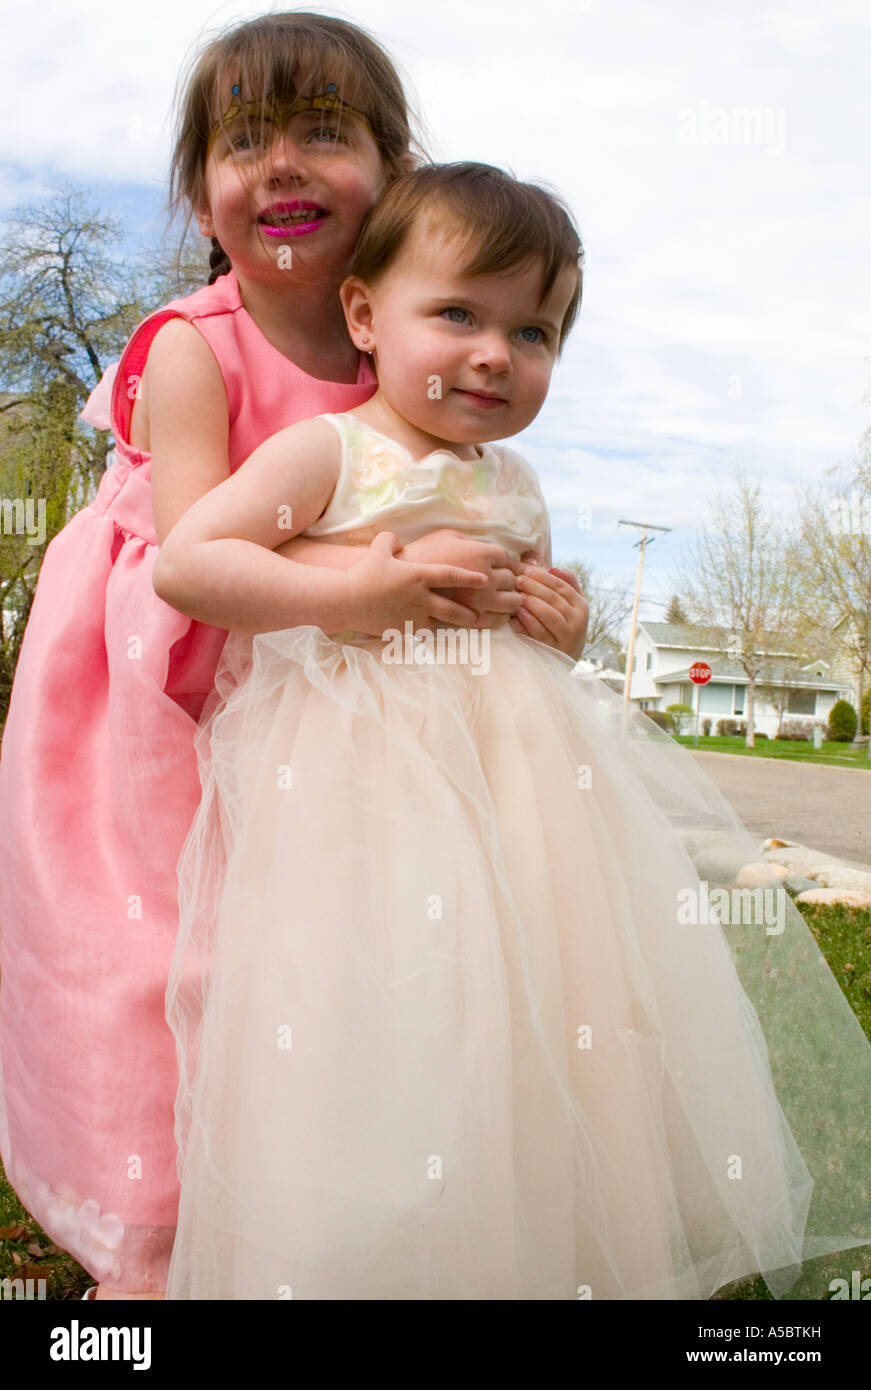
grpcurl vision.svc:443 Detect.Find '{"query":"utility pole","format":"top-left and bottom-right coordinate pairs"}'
top-left (619, 519), bottom-right (672, 709)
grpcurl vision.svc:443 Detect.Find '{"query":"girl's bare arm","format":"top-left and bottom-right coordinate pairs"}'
top-left (275, 531), bottom-right (523, 625)
top-left (146, 319), bottom-right (232, 544)
top-left (152, 418), bottom-right (489, 636)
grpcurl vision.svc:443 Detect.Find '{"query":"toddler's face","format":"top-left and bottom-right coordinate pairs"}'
top-left (350, 222), bottom-right (578, 444)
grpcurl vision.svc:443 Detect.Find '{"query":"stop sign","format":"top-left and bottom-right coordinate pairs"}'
top-left (689, 662), bottom-right (712, 685)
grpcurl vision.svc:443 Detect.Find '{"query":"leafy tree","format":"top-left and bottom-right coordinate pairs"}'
top-left (664, 594), bottom-right (688, 625)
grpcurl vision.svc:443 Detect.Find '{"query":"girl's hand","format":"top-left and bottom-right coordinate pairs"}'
top-left (349, 531), bottom-right (490, 636)
top-left (509, 553), bottom-right (589, 659)
top-left (399, 529), bottom-right (522, 627)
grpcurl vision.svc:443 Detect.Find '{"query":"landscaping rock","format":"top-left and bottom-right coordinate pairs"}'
top-left (795, 888), bottom-right (871, 909)
top-left (736, 861), bottom-right (790, 887)
top-left (759, 844), bottom-right (849, 877)
top-left (782, 875), bottom-right (819, 897)
top-left (806, 864), bottom-right (871, 893)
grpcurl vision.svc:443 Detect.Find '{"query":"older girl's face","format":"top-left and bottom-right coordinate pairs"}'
top-left (196, 102), bottom-right (389, 287)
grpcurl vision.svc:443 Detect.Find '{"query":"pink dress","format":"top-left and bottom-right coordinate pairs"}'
top-left (0, 269), bottom-right (376, 1291)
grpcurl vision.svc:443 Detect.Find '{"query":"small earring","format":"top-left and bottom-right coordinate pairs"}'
top-left (361, 335), bottom-right (370, 344)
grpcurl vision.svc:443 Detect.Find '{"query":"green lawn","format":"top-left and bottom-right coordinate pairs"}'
top-left (2, 899), bottom-right (870, 1301)
top-left (675, 733), bottom-right (871, 769)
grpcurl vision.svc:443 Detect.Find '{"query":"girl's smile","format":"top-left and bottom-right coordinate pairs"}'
top-left (257, 200), bottom-right (330, 236)
top-left (452, 388), bottom-right (510, 410)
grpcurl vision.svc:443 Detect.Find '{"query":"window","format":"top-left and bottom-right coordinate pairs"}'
top-left (645, 652), bottom-right (653, 670)
top-left (734, 684), bottom-right (744, 715)
top-left (698, 682), bottom-right (732, 713)
top-left (787, 688), bottom-right (816, 715)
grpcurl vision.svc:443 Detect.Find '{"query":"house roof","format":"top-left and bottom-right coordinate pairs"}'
top-left (581, 639), bottom-right (621, 664)
top-left (638, 621), bottom-right (800, 657)
top-left (654, 660), bottom-right (846, 690)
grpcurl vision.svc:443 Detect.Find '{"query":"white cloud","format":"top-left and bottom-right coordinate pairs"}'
top-left (4, 0), bottom-right (869, 604)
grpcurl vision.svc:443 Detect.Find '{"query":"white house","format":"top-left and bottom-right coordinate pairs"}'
top-left (574, 638), bottom-right (624, 695)
top-left (626, 622), bottom-right (855, 737)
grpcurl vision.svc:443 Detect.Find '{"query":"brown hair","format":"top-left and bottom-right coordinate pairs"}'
top-left (167, 11), bottom-right (425, 282)
top-left (349, 162), bottom-right (585, 350)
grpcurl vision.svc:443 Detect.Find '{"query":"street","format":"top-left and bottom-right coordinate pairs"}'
top-left (689, 751), bottom-right (871, 869)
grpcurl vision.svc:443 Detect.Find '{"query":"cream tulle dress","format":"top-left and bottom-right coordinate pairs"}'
top-left (165, 411), bottom-right (871, 1300)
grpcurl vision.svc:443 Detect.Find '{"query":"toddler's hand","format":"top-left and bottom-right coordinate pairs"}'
top-left (349, 531), bottom-right (490, 636)
top-left (400, 529), bottom-right (522, 628)
top-left (509, 552), bottom-right (589, 659)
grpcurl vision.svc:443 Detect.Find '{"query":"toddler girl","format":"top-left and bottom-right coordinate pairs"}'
top-left (157, 162), bottom-right (871, 1299)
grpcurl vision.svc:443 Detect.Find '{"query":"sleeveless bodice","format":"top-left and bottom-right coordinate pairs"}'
top-left (305, 412), bottom-right (551, 560)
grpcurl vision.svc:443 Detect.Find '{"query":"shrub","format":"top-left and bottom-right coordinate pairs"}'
top-left (701, 718), bottom-right (711, 736)
top-left (776, 719), bottom-right (815, 741)
top-left (716, 718), bottom-right (738, 736)
top-left (666, 703), bottom-right (694, 734)
top-left (863, 688), bottom-right (870, 736)
top-left (645, 710), bottom-right (674, 733)
top-left (755, 731), bottom-right (768, 740)
top-left (827, 699), bottom-right (858, 742)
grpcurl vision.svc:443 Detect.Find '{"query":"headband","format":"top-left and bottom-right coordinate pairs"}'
top-left (208, 82), bottom-right (374, 152)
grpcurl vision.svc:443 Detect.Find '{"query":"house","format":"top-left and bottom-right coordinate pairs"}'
top-left (626, 622), bottom-right (855, 736)
top-left (574, 638), bottom-right (624, 695)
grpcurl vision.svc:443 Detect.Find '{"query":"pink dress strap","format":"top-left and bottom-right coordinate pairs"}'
top-left (106, 270), bottom-right (377, 473)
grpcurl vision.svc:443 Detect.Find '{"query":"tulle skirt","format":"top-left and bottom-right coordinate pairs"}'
top-left (165, 624), bottom-right (871, 1299)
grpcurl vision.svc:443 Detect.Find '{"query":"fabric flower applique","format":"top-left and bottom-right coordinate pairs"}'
top-left (351, 433), bottom-right (410, 517)
top-left (438, 459), bottom-right (493, 520)
top-left (10, 1162), bottom-right (125, 1281)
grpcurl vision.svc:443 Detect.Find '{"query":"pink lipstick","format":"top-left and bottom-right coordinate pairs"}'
top-left (257, 201), bottom-right (328, 237)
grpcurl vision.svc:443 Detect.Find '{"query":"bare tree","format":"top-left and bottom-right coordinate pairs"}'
top-left (792, 460), bottom-right (871, 737)
top-left (756, 663), bottom-right (815, 738)
top-left (0, 183), bottom-right (199, 721)
top-left (554, 557), bottom-right (633, 651)
top-left (675, 471), bottom-right (798, 747)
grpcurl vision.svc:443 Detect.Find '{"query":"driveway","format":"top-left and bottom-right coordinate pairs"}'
top-left (689, 751), bottom-right (871, 870)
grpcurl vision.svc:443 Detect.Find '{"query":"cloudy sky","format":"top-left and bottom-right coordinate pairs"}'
top-left (5, 0), bottom-right (869, 619)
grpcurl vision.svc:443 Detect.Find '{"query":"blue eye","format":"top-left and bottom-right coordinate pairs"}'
top-left (226, 124), bottom-right (273, 152)
top-left (307, 126), bottom-right (347, 145)
top-left (442, 307), bottom-right (470, 324)
top-left (518, 326), bottom-right (546, 344)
